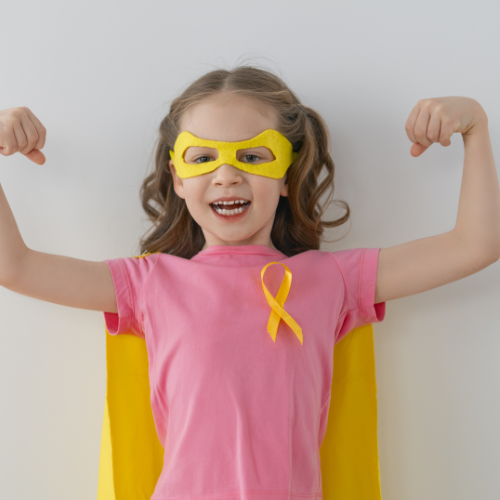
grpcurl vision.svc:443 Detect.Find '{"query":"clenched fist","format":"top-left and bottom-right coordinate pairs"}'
top-left (0, 107), bottom-right (46, 165)
top-left (405, 96), bottom-right (488, 157)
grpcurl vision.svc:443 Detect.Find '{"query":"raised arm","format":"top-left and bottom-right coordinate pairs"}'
top-left (0, 107), bottom-right (117, 313)
top-left (375, 97), bottom-right (500, 303)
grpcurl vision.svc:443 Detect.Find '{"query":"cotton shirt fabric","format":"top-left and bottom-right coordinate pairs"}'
top-left (103, 244), bottom-right (385, 500)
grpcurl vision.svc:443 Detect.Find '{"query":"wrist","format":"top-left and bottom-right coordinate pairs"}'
top-left (462, 124), bottom-right (491, 147)
top-left (463, 105), bottom-right (489, 137)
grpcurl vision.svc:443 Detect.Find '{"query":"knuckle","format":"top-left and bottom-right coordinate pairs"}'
top-left (10, 108), bottom-right (23, 121)
top-left (3, 143), bottom-right (17, 155)
top-left (27, 136), bottom-right (38, 150)
top-left (428, 130), bottom-right (439, 141)
top-left (415, 127), bottom-right (426, 138)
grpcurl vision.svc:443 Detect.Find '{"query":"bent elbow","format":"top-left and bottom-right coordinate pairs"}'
top-left (0, 248), bottom-right (30, 290)
top-left (477, 246), bottom-right (500, 269)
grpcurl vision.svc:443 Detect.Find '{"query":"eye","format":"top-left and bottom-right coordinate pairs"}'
top-left (185, 146), bottom-right (218, 164)
top-left (193, 155), bottom-right (214, 164)
top-left (242, 154), bottom-right (261, 163)
top-left (237, 146), bottom-right (274, 163)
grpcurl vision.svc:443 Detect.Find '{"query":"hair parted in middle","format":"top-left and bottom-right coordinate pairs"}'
top-left (139, 64), bottom-right (350, 259)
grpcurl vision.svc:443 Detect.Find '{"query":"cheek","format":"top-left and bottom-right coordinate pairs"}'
top-left (182, 180), bottom-right (207, 211)
top-left (252, 178), bottom-right (282, 207)
top-left (183, 178), bottom-right (205, 195)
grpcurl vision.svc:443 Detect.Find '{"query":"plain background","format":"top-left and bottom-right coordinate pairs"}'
top-left (1, 0), bottom-right (499, 498)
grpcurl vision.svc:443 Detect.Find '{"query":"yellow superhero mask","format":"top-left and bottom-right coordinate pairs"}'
top-left (169, 129), bottom-right (299, 179)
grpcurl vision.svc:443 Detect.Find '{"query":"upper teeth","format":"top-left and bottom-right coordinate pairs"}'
top-left (212, 199), bottom-right (248, 206)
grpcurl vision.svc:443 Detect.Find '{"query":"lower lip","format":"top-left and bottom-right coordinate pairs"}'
top-left (210, 203), bottom-right (251, 222)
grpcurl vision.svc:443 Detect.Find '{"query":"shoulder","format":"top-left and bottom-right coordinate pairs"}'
top-left (290, 248), bottom-right (368, 268)
top-left (325, 248), bottom-right (380, 272)
top-left (284, 249), bottom-right (345, 284)
top-left (310, 248), bottom-right (381, 293)
top-left (105, 251), bottom-right (161, 283)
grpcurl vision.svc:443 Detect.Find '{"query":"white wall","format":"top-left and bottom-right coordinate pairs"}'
top-left (1, 0), bottom-right (499, 498)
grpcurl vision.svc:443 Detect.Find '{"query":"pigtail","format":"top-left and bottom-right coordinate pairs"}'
top-left (270, 96), bottom-right (350, 255)
top-left (139, 111), bottom-right (205, 259)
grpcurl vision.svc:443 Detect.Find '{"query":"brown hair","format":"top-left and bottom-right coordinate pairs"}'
top-left (139, 64), bottom-right (350, 259)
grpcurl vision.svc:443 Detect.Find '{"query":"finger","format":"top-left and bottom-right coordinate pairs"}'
top-left (405, 103), bottom-right (421, 144)
top-left (19, 114), bottom-right (40, 155)
top-left (0, 132), bottom-right (17, 156)
top-left (22, 107), bottom-right (46, 150)
top-left (12, 121), bottom-right (28, 154)
top-left (413, 107), bottom-right (433, 148)
top-left (427, 112), bottom-right (442, 145)
top-left (438, 120), bottom-right (454, 147)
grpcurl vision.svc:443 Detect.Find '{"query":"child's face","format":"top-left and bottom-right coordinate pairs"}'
top-left (169, 92), bottom-right (288, 250)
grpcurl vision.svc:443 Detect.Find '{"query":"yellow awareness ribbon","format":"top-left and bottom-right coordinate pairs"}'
top-left (261, 261), bottom-right (303, 345)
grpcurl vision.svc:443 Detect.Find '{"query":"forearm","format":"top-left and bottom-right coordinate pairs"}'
top-left (453, 126), bottom-right (500, 262)
top-left (0, 183), bottom-right (29, 284)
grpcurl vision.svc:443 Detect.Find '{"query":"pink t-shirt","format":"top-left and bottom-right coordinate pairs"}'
top-left (104, 244), bottom-right (385, 500)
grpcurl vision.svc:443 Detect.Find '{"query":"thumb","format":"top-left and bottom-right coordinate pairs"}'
top-left (410, 142), bottom-right (428, 157)
top-left (24, 149), bottom-right (46, 165)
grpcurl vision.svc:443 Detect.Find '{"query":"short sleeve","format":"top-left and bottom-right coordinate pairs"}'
top-left (103, 253), bottom-right (159, 338)
top-left (330, 247), bottom-right (386, 345)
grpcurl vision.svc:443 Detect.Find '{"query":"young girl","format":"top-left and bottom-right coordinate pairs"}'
top-left (0, 66), bottom-right (499, 500)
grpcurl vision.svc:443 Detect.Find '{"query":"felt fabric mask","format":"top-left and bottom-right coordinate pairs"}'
top-left (169, 129), bottom-right (298, 179)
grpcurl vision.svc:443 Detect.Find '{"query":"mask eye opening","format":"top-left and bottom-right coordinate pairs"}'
top-left (183, 146), bottom-right (219, 162)
top-left (236, 146), bottom-right (275, 163)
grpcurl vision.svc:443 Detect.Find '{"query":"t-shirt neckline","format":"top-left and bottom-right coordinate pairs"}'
top-left (196, 244), bottom-right (285, 257)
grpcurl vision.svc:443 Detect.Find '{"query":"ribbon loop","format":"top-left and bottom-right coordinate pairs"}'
top-left (261, 262), bottom-right (303, 345)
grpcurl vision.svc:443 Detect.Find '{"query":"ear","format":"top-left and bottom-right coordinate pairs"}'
top-left (169, 159), bottom-right (185, 199)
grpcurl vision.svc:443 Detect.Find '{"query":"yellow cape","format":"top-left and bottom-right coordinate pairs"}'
top-left (97, 322), bottom-right (381, 500)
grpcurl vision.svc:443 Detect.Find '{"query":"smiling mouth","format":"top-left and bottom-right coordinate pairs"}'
top-left (210, 201), bottom-right (251, 216)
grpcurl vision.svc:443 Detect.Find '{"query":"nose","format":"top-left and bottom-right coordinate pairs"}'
top-left (211, 163), bottom-right (243, 186)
